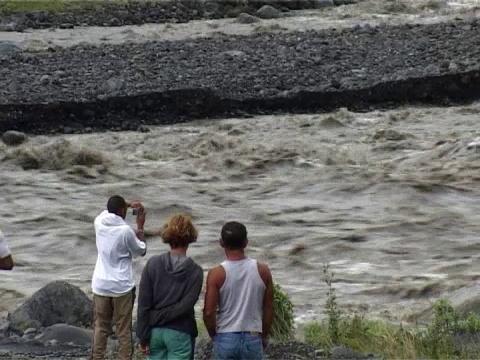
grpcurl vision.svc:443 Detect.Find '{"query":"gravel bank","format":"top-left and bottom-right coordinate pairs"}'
top-left (0, 340), bottom-right (380, 360)
top-left (1, 17), bottom-right (479, 134)
top-left (0, 0), bottom-right (344, 32)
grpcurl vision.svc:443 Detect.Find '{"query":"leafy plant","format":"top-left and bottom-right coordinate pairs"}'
top-left (270, 283), bottom-right (294, 341)
top-left (323, 263), bottom-right (341, 344)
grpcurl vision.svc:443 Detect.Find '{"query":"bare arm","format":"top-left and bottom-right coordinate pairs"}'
top-left (258, 262), bottom-right (274, 345)
top-left (0, 255), bottom-right (13, 270)
top-left (128, 201), bottom-right (147, 254)
top-left (203, 266), bottom-right (225, 338)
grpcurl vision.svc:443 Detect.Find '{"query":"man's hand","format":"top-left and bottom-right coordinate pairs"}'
top-left (137, 343), bottom-right (150, 356)
top-left (128, 201), bottom-right (146, 235)
top-left (262, 336), bottom-right (268, 350)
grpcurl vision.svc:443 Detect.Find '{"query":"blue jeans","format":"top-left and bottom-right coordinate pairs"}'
top-left (213, 332), bottom-right (263, 360)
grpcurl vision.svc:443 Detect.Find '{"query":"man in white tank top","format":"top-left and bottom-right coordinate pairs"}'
top-left (203, 222), bottom-right (274, 360)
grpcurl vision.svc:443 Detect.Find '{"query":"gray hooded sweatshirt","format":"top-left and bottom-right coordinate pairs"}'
top-left (137, 252), bottom-right (203, 345)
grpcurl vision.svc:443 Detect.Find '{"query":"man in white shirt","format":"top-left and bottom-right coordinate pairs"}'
top-left (0, 230), bottom-right (14, 270)
top-left (91, 195), bottom-right (147, 360)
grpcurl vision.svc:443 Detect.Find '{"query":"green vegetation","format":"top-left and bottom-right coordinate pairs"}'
top-left (271, 283), bottom-right (295, 341)
top-left (0, 0), bottom-right (128, 16)
top-left (303, 264), bottom-right (480, 359)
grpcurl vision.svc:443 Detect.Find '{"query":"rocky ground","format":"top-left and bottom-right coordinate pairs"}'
top-left (0, 0), bottom-right (346, 32)
top-left (1, 15), bottom-right (480, 134)
top-left (0, 282), bottom-right (379, 360)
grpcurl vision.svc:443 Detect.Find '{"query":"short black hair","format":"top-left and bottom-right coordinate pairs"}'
top-left (221, 221), bottom-right (247, 249)
top-left (107, 195), bottom-right (127, 214)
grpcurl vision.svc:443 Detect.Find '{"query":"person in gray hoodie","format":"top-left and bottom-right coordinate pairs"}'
top-left (137, 213), bottom-right (203, 360)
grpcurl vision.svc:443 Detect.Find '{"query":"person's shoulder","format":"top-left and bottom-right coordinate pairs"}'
top-left (255, 260), bottom-right (272, 283)
top-left (253, 258), bottom-right (270, 271)
top-left (147, 253), bottom-right (166, 265)
top-left (207, 264), bottom-right (225, 279)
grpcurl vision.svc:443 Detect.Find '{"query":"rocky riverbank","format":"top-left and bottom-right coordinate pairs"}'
top-left (0, 281), bottom-right (379, 360)
top-left (1, 16), bottom-right (480, 134)
top-left (0, 0), bottom-right (346, 32)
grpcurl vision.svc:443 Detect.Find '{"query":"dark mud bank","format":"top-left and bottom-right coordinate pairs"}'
top-left (1, 18), bottom-right (480, 134)
top-left (1, 71), bottom-right (480, 135)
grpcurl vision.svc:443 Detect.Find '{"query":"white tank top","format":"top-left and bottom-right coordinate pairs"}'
top-left (217, 258), bottom-right (266, 333)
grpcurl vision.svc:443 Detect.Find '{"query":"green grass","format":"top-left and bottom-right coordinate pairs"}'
top-left (0, 0), bottom-right (129, 16)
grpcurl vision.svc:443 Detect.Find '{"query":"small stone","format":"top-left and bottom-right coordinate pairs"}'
top-left (63, 127), bottom-right (73, 134)
top-left (314, 349), bottom-right (325, 357)
top-left (40, 74), bottom-right (50, 84)
top-left (59, 23), bottom-right (74, 29)
top-left (312, 0), bottom-right (335, 8)
top-left (109, 17), bottom-right (121, 26)
top-left (137, 125), bottom-right (151, 133)
top-left (23, 327), bottom-right (37, 335)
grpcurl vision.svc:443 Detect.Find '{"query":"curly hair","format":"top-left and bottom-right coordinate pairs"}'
top-left (161, 213), bottom-right (198, 248)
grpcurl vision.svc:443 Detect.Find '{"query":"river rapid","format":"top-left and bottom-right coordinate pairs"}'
top-left (0, 0), bottom-right (479, 328)
top-left (1, 103), bottom-right (479, 325)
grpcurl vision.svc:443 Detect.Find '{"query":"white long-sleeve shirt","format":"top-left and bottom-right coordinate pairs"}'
top-left (91, 210), bottom-right (146, 297)
top-left (0, 230), bottom-right (11, 259)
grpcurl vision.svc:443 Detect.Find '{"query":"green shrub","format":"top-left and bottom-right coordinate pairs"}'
top-left (305, 264), bottom-right (480, 359)
top-left (270, 283), bottom-right (294, 341)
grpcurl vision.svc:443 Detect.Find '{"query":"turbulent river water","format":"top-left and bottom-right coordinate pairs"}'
top-left (0, 0), bottom-right (479, 329)
top-left (1, 103), bottom-right (479, 325)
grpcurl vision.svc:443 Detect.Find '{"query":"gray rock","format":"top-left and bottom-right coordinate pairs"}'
top-left (2, 130), bottom-right (27, 146)
top-left (7, 281), bottom-right (92, 333)
top-left (105, 77), bottom-right (126, 93)
top-left (330, 345), bottom-right (358, 358)
top-left (312, 0), bottom-right (335, 8)
top-left (23, 328), bottom-right (37, 335)
top-left (236, 13), bottom-right (260, 24)
top-left (59, 23), bottom-right (74, 29)
top-left (219, 50), bottom-right (247, 59)
top-left (0, 41), bottom-right (21, 56)
top-left (36, 323), bottom-right (93, 346)
top-left (39, 74), bottom-right (51, 85)
top-left (0, 321), bottom-right (10, 335)
top-left (256, 5), bottom-right (281, 19)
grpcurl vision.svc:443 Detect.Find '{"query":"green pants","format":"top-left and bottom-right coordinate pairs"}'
top-left (148, 328), bottom-right (194, 360)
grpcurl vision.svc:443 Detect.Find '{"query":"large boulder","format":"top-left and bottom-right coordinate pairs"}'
top-left (8, 281), bottom-right (92, 333)
top-left (2, 130), bottom-right (27, 146)
top-left (36, 323), bottom-right (93, 346)
top-left (256, 5), bottom-right (281, 19)
top-left (0, 41), bottom-right (21, 57)
top-left (236, 12), bottom-right (260, 24)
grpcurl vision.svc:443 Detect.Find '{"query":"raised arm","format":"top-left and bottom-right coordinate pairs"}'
top-left (128, 201), bottom-right (147, 257)
top-left (0, 255), bottom-right (13, 270)
top-left (0, 232), bottom-right (13, 270)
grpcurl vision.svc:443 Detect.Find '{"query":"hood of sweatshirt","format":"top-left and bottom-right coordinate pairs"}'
top-left (162, 252), bottom-right (197, 282)
top-left (96, 210), bottom-right (126, 227)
